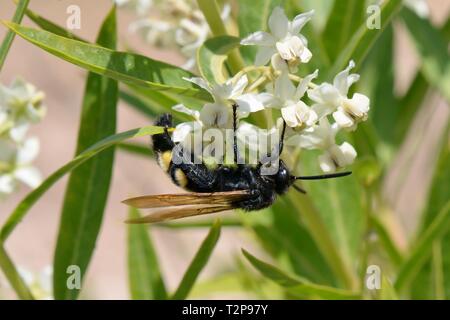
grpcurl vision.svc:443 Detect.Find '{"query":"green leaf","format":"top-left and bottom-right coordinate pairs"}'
top-left (123, 85), bottom-right (193, 122)
top-left (0, 244), bottom-right (34, 300)
top-left (242, 249), bottom-right (359, 299)
top-left (299, 151), bottom-right (364, 270)
top-left (249, 201), bottom-right (337, 286)
top-left (171, 220), bottom-right (221, 300)
top-left (0, 0), bottom-right (29, 71)
top-left (322, 0), bottom-right (365, 61)
top-left (127, 208), bottom-right (167, 300)
top-left (237, 0), bottom-right (282, 63)
top-left (326, 0), bottom-right (402, 79)
top-left (53, 7), bottom-right (118, 300)
top-left (0, 125), bottom-right (165, 242)
top-left (22, 7), bottom-right (196, 122)
top-left (24, 5), bottom-right (85, 41)
top-left (401, 8), bottom-right (450, 102)
top-left (1, 21), bottom-right (212, 102)
top-left (197, 36), bottom-right (241, 84)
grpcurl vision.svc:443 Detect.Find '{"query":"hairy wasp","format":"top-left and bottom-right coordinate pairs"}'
top-left (123, 105), bottom-right (351, 223)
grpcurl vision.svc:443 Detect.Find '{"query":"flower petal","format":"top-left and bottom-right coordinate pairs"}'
top-left (299, 45), bottom-right (312, 63)
top-left (281, 104), bottom-right (299, 127)
top-left (274, 72), bottom-right (296, 101)
top-left (333, 60), bottom-right (357, 96)
top-left (172, 121), bottom-right (196, 143)
top-left (308, 83), bottom-right (341, 106)
top-left (230, 75), bottom-right (248, 98)
top-left (255, 47), bottom-right (277, 66)
top-left (294, 69), bottom-right (318, 100)
top-left (289, 10), bottom-right (315, 34)
top-left (268, 7), bottom-right (289, 39)
top-left (182, 77), bottom-right (211, 93)
top-left (172, 104), bottom-right (200, 120)
top-left (333, 108), bottom-right (354, 129)
top-left (318, 152), bottom-right (336, 173)
top-left (234, 93), bottom-right (264, 115)
top-left (0, 174), bottom-right (15, 195)
top-left (14, 166), bottom-right (42, 188)
top-left (240, 31), bottom-right (275, 46)
top-left (200, 103), bottom-right (231, 128)
top-left (17, 137), bottom-right (40, 164)
top-left (346, 93), bottom-right (370, 117)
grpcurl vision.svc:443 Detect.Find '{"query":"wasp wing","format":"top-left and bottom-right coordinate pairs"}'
top-left (125, 204), bottom-right (234, 224)
top-left (122, 190), bottom-right (249, 209)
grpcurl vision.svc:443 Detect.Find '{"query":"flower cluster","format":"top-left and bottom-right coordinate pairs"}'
top-left (0, 78), bottom-right (45, 198)
top-left (115, 0), bottom-right (230, 70)
top-left (171, 7), bottom-right (370, 173)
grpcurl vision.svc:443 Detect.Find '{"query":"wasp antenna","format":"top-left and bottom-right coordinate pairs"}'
top-left (295, 171), bottom-right (352, 180)
top-left (293, 184), bottom-right (307, 194)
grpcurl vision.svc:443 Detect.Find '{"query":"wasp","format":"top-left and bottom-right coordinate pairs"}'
top-left (123, 105), bottom-right (351, 223)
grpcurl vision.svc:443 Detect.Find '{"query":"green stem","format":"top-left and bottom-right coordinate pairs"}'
top-left (0, 0), bottom-right (30, 71)
top-left (0, 244), bottom-right (34, 300)
top-left (288, 194), bottom-right (358, 290)
top-left (197, 0), bottom-right (245, 75)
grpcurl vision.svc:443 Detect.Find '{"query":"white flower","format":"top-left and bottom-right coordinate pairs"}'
top-left (0, 136), bottom-right (42, 197)
top-left (286, 118), bottom-right (356, 172)
top-left (171, 104), bottom-right (202, 144)
top-left (0, 78), bottom-right (46, 142)
top-left (241, 7), bottom-right (314, 69)
top-left (236, 118), bottom-right (284, 154)
top-left (113, 0), bottom-right (153, 16)
top-left (183, 75), bottom-right (264, 125)
top-left (129, 18), bottom-right (173, 47)
top-left (308, 60), bottom-right (369, 131)
top-left (259, 70), bottom-right (318, 129)
top-left (404, 0), bottom-right (429, 18)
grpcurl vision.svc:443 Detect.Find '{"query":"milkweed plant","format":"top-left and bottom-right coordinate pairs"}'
top-left (0, 0), bottom-right (448, 300)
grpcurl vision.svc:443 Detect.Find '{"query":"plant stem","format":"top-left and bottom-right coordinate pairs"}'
top-left (0, 0), bottom-right (30, 72)
top-left (0, 244), bottom-right (34, 300)
top-left (197, 0), bottom-right (245, 75)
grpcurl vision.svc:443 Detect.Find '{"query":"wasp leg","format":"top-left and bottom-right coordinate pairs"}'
top-left (278, 120), bottom-right (287, 156)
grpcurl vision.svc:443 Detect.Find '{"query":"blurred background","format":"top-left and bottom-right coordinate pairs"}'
top-left (0, 0), bottom-right (448, 299)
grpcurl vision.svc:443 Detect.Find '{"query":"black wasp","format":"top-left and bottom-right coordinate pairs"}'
top-left (123, 105), bottom-right (351, 223)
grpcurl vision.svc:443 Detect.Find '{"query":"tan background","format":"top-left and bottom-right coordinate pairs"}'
top-left (0, 0), bottom-right (448, 299)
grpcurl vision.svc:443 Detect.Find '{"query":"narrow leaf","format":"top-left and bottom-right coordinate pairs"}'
top-left (53, 7), bottom-right (118, 300)
top-left (171, 220), bottom-right (221, 300)
top-left (1, 21), bottom-right (212, 101)
top-left (242, 249), bottom-right (359, 299)
top-left (128, 208), bottom-right (167, 299)
top-left (0, 0), bottom-right (29, 71)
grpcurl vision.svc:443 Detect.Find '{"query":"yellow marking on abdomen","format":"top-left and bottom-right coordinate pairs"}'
top-left (156, 151), bottom-right (172, 172)
top-left (174, 169), bottom-right (188, 187)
